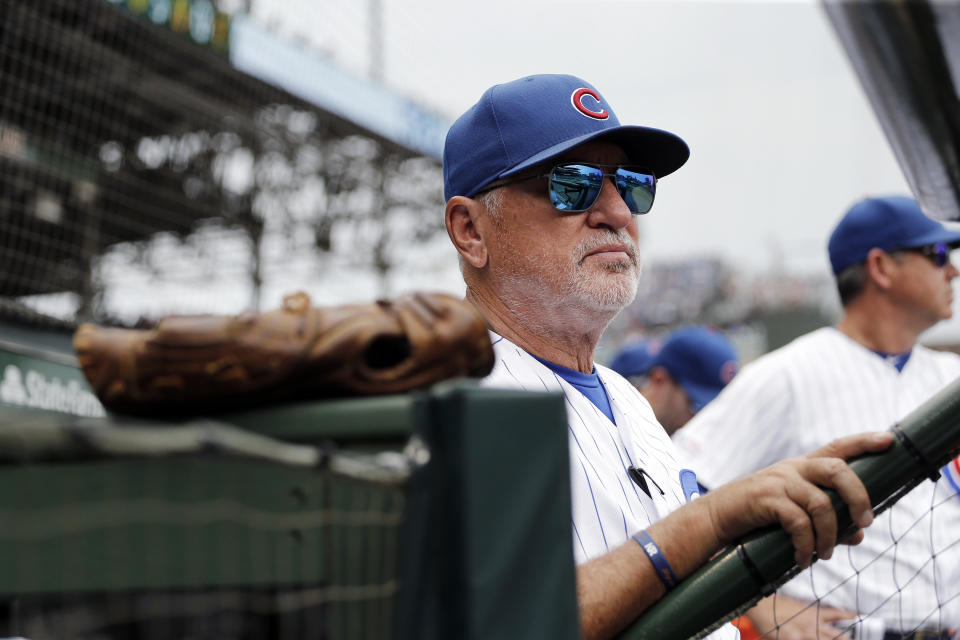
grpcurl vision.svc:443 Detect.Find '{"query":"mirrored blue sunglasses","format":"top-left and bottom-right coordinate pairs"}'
top-left (473, 163), bottom-right (657, 215)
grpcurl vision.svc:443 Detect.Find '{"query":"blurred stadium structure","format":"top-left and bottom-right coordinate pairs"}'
top-left (604, 259), bottom-right (840, 365)
top-left (0, 0), bottom-right (451, 328)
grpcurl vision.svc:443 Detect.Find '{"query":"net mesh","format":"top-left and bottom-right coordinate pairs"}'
top-left (0, 0), bottom-right (446, 328)
top-left (735, 463), bottom-right (960, 640)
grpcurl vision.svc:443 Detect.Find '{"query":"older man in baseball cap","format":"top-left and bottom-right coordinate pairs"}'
top-left (610, 327), bottom-right (739, 436)
top-left (443, 74), bottom-right (888, 640)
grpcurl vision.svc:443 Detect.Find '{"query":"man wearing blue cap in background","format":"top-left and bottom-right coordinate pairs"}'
top-left (610, 327), bottom-right (739, 436)
top-left (443, 73), bottom-right (889, 640)
top-left (674, 195), bottom-right (960, 639)
top-left (607, 337), bottom-right (659, 384)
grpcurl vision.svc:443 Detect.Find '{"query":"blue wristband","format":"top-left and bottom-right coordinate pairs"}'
top-left (632, 530), bottom-right (679, 589)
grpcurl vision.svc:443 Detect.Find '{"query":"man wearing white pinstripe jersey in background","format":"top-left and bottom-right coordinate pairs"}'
top-left (674, 196), bottom-right (960, 640)
top-left (442, 73), bottom-right (893, 640)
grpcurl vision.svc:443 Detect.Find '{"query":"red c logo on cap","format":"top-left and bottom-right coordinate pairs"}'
top-left (571, 88), bottom-right (609, 120)
top-left (720, 361), bottom-right (738, 385)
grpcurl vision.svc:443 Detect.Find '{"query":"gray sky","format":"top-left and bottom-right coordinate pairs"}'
top-left (257, 0), bottom-right (910, 276)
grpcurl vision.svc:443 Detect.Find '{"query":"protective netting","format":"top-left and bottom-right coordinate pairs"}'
top-left (737, 463), bottom-right (960, 640)
top-left (0, 0), bottom-right (446, 328)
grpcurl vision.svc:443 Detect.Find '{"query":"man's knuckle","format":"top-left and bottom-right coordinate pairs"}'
top-left (823, 458), bottom-right (846, 476)
top-left (807, 494), bottom-right (832, 515)
top-left (783, 512), bottom-right (809, 533)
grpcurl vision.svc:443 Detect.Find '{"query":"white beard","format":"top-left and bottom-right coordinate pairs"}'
top-left (563, 229), bottom-right (642, 312)
top-left (493, 229), bottom-right (642, 327)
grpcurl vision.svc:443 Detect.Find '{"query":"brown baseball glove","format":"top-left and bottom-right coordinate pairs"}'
top-left (74, 291), bottom-right (494, 415)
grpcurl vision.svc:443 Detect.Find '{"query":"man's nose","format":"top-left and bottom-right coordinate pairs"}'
top-left (946, 261), bottom-right (959, 280)
top-left (586, 178), bottom-right (633, 230)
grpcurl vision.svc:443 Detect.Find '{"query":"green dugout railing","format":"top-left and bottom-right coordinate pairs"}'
top-left (622, 376), bottom-right (960, 640)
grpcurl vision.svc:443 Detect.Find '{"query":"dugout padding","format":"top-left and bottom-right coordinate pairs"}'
top-left (0, 335), bottom-right (580, 639)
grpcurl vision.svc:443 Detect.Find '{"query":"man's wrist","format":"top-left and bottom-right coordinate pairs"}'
top-left (632, 530), bottom-right (679, 589)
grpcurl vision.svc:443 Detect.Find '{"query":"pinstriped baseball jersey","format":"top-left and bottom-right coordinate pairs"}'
top-left (481, 332), bottom-right (740, 640)
top-left (673, 327), bottom-right (960, 630)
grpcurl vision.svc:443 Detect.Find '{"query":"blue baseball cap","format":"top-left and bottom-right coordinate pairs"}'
top-left (609, 338), bottom-right (663, 379)
top-left (648, 327), bottom-right (739, 412)
top-left (443, 74), bottom-right (690, 201)
top-left (828, 196), bottom-right (960, 275)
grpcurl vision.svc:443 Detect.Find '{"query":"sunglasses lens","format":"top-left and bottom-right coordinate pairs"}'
top-left (616, 167), bottom-right (656, 214)
top-left (549, 164), bottom-right (604, 212)
top-left (548, 164), bottom-right (657, 214)
top-left (918, 242), bottom-right (951, 267)
top-left (936, 243), bottom-right (949, 267)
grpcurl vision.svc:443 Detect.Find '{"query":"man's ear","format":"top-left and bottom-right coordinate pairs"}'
top-left (864, 247), bottom-right (895, 290)
top-left (445, 196), bottom-right (489, 269)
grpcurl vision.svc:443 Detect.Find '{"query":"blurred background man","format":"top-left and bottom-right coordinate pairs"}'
top-left (673, 195), bottom-right (960, 640)
top-left (609, 327), bottom-right (739, 435)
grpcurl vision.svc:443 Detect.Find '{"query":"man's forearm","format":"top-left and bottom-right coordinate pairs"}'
top-left (577, 497), bottom-right (721, 640)
top-left (575, 431), bottom-right (891, 640)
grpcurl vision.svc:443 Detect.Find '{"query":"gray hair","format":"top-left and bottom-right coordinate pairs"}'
top-left (835, 250), bottom-right (909, 306)
top-left (835, 262), bottom-right (868, 307)
top-left (458, 188), bottom-right (505, 277)
top-left (477, 188), bottom-right (505, 227)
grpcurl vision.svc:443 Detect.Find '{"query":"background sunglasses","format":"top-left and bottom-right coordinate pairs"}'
top-left (912, 242), bottom-right (952, 267)
top-left (474, 163), bottom-right (657, 214)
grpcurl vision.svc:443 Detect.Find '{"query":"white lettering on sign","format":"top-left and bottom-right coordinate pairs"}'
top-left (0, 364), bottom-right (106, 417)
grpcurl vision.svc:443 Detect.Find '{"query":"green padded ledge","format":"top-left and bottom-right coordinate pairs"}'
top-left (217, 379), bottom-right (491, 443)
top-left (0, 457), bottom-right (352, 594)
top-left (216, 391), bottom-right (420, 442)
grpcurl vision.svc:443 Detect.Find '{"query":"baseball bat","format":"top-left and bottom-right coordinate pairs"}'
top-left (618, 375), bottom-right (960, 640)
